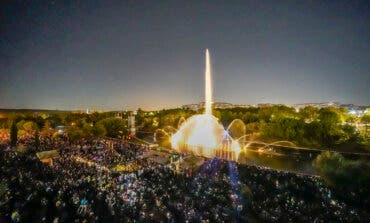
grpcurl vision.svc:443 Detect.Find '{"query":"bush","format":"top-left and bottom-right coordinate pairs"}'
top-left (313, 151), bottom-right (370, 197)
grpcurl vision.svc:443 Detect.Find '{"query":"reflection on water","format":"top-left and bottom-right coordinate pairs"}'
top-left (240, 147), bottom-right (319, 175)
top-left (240, 146), bottom-right (370, 175)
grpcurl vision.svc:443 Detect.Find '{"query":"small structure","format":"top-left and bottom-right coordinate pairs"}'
top-left (128, 111), bottom-right (136, 136)
top-left (142, 150), bottom-right (170, 164)
top-left (36, 150), bottom-right (59, 166)
top-left (115, 112), bottom-right (123, 119)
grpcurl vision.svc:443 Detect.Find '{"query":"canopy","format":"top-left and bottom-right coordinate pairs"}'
top-left (36, 150), bottom-right (59, 160)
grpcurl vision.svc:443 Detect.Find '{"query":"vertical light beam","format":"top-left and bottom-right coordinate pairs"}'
top-left (205, 49), bottom-right (212, 115)
top-left (170, 49), bottom-right (241, 160)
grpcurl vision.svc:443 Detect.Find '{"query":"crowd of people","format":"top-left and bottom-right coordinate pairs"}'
top-left (0, 135), bottom-right (369, 222)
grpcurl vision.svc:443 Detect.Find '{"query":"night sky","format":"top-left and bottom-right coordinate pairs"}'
top-left (1, 0), bottom-right (369, 110)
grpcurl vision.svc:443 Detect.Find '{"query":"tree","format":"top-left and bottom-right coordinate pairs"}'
top-left (299, 106), bottom-right (319, 122)
top-left (92, 123), bottom-right (107, 137)
top-left (362, 114), bottom-right (370, 123)
top-left (313, 151), bottom-right (345, 186)
top-left (316, 108), bottom-right (344, 148)
top-left (41, 120), bottom-right (53, 136)
top-left (81, 122), bottom-right (93, 139)
top-left (16, 120), bottom-right (26, 131)
top-left (46, 114), bottom-right (62, 128)
top-left (34, 130), bottom-right (40, 150)
top-left (313, 151), bottom-right (370, 203)
top-left (10, 121), bottom-right (17, 147)
top-left (89, 112), bottom-right (101, 124)
top-left (66, 126), bottom-right (85, 143)
top-left (97, 117), bottom-right (126, 138)
top-left (22, 121), bottom-right (39, 133)
top-left (245, 122), bottom-right (260, 135)
top-left (318, 107), bottom-right (341, 124)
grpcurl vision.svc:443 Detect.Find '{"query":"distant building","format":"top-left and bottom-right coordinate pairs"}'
top-left (257, 103), bottom-right (275, 107)
top-left (181, 101), bottom-right (369, 113)
top-left (294, 102), bottom-right (340, 110)
top-left (234, 104), bottom-right (252, 108)
top-left (181, 102), bottom-right (236, 111)
top-left (340, 104), bottom-right (368, 117)
top-left (181, 103), bottom-right (201, 111)
top-left (214, 102), bottom-right (235, 109)
top-left (115, 112), bottom-right (123, 119)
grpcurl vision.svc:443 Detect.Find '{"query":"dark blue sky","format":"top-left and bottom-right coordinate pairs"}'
top-left (1, 0), bottom-right (369, 110)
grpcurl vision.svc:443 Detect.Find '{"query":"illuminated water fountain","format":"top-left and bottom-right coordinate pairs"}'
top-left (153, 49), bottom-right (299, 161)
top-left (170, 49), bottom-right (241, 161)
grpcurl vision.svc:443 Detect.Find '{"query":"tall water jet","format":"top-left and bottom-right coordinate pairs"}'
top-left (205, 49), bottom-right (212, 115)
top-left (171, 49), bottom-right (241, 161)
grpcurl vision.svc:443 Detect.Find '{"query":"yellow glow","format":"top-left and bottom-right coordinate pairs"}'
top-left (170, 49), bottom-right (241, 160)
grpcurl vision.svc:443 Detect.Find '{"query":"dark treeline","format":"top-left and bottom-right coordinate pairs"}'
top-left (313, 151), bottom-right (370, 208)
top-left (217, 106), bottom-right (369, 151)
top-left (0, 105), bottom-right (369, 151)
top-left (137, 105), bottom-right (369, 151)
